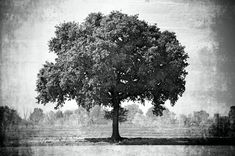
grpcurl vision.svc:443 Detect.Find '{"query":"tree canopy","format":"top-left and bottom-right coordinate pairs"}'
top-left (36, 11), bottom-right (188, 113)
top-left (36, 11), bottom-right (188, 140)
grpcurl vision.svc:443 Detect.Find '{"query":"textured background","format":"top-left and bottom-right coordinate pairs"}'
top-left (0, 0), bottom-right (235, 117)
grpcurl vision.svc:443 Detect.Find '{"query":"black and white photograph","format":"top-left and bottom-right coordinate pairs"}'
top-left (0, 0), bottom-right (235, 155)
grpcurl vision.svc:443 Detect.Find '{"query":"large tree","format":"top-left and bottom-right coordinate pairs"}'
top-left (36, 11), bottom-right (188, 141)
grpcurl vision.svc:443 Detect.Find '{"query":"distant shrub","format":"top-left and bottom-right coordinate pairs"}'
top-left (0, 106), bottom-right (21, 130)
top-left (29, 108), bottom-right (44, 124)
top-left (0, 106), bottom-right (22, 146)
top-left (43, 111), bottom-right (56, 125)
top-left (208, 116), bottom-right (230, 137)
top-left (64, 110), bottom-right (73, 119)
top-left (55, 110), bottom-right (63, 119)
top-left (209, 122), bottom-right (230, 137)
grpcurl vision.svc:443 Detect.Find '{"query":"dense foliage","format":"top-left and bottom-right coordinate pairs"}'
top-left (35, 11), bottom-right (188, 140)
top-left (0, 106), bottom-right (21, 130)
top-left (36, 11), bottom-right (188, 113)
top-left (0, 106), bottom-right (22, 146)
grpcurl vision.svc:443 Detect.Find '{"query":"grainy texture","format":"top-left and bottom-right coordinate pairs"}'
top-left (1, 0), bottom-right (235, 155)
top-left (1, 0), bottom-right (235, 115)
top-left (1, 146), bottom-right (235, 156)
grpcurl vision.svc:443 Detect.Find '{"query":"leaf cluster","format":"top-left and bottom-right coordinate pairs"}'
top-left (36, 11), bottom-right (188, 115)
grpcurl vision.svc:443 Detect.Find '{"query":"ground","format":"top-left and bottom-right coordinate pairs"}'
top-left (1, 123), bottom-right (235, 146)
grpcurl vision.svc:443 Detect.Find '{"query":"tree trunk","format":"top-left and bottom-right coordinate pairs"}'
top-left (111, 102), bottom-right (122, 141)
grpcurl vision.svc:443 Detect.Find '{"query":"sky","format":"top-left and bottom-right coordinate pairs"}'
top-left (1, 0), bottom-right (235, 117)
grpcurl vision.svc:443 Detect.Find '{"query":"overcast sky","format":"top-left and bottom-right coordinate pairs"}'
top-left (1, 0), bottom-right (235, 117)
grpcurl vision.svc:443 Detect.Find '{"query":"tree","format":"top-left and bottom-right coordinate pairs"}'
top-left (146, 107), bottom-right (176, 126)
top-left (104, 107), bottom-right (128, 123)
top-left (146, 106), bottom-right (156, 120)
top-left (55, 110), bottom-right (63, 119)
top-left (161, 108), bottom-right (176, 124)
top-left (22, 107), bottom-right (29, 120)
top-left (0, 106), bottom-right (21, 130)
top-left (36, 11), bottom-right (188, 141)
top-left (44, 111), bottom-right (56, 125)
top-left (124, 104), bottom-right (143, 123)
top-left (64, 110), bottom-right (73, 119)
top-left (193, 110), bottom-right (209, 126)
top-left (0, 106), bottom-right (22, 146)
top-left (89, 105), bottom-right (106, 124)
top-left (74, 106), bottom-right (90, 125)
top-left (29, 108), bottom-right (44, 124)
top-left (178, 114), bottom-right (188, 127)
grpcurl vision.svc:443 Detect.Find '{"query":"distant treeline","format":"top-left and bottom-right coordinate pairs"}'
top-left (1, 105), bottom-right (235, 137)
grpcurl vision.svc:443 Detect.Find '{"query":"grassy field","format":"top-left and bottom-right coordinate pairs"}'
top-left (2, 123), bottom-right (235, 156)
top-left (2, 123), bottom-right (228, 146)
